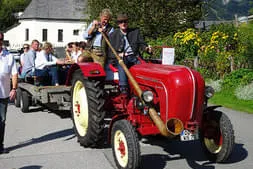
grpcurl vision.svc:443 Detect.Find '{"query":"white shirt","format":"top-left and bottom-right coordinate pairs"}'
top-left (20, 52), bottom-right (26, 65)
top-left (35, 50), bottom-right (57, 69)
top-left (123, 34), bottom-right (134, 56)
top-left (83, 23), bottom-right (114, 47)
top-left (71, 50), bottom-right (82, 63)
top-left (0, 49), bottom-right (18, 98)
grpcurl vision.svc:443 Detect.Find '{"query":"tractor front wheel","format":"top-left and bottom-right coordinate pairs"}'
top-left (201, 110), bottom-right (234, 162)
top-left (111, 119), bottom-right (140, 169)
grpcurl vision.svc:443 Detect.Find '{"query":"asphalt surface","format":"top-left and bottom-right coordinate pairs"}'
top-left (0, 103), bottom-right (252, 169)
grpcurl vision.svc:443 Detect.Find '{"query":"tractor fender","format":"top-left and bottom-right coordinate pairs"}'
top-left (204, 105), bottom-right (222, 114)
top-left (65, 63), bottom-right (106, 85)
top-left (107, 114), bottom-right (129, 144)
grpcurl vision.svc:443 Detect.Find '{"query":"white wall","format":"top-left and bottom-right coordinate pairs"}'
top-left (5, 19), bottom-right (87, 49)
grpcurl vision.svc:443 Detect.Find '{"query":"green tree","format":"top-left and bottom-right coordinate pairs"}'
top-left (86, 0), bottom-right (202, 38)
top-left (0, 0), bottom-right (31, 31)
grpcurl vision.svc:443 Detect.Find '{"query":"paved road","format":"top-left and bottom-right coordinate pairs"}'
top-left (0, 103), bottom-right (252, 169)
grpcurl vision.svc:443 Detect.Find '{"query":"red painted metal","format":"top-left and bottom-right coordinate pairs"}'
top-left (118, 139), bottom-right (126, 157)
top-left (67, 57), bottom-right (206, 138)
top-left (74, 101), bottom-right (80, 116)
top-left (65, 63), bottom-right (106, 85)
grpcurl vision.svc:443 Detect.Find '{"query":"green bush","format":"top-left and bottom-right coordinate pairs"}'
top-left (222, 68), bottom-right (253, 90)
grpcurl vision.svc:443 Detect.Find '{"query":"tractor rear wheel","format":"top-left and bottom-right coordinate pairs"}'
top-left (111, 119), bottom-right (140, 169)
top-left (201, 110), bottom-right (234, 162)
top-left (71, 69), bottom-right (105, 147)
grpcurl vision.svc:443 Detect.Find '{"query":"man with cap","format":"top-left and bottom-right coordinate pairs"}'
top-left (83, 8), bottom-right (114, 67)
top-left (108, 13), bottom-right (152, 94)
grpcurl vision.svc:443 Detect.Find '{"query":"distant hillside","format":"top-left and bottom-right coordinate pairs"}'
top-left (204, 0), bottom-right (252, 20)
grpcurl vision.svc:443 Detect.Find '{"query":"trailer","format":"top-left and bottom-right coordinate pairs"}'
top-left (15, 76), bottom-right (71, 113)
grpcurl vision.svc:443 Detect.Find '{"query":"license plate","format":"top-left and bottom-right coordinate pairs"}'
top-left (180, 130), bottom-right (196, 141)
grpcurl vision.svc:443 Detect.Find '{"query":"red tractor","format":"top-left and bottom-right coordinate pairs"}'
top-left (65, 37), bottom-right (234, 169)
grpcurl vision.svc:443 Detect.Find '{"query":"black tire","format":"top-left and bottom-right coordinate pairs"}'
top-left (71, 69), bottom-right (105, 147)
top-left (200, 110), bottom-right (235, 162)
top-left (20, 90), bottom-right (30, 113)
top-left (111, 119), bottom-right (141, 169)
top-left (14, 88), bottom-right (21, 107)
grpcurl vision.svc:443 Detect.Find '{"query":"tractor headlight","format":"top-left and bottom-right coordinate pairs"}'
top-left (142, 91), bottom-right (154, 103)
top-left (205, 86), bottom-right (215, 99)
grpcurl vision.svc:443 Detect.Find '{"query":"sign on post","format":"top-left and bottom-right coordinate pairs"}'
top-left (162, 47), bottom-right (175, 65)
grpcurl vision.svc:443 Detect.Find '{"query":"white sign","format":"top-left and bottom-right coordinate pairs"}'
top-left (162, 48), bottom-right (175, 65)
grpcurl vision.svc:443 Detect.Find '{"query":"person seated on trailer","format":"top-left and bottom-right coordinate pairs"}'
top-left (16, 43), bottom-right (30, 76)
top-left (65, 42), bottom-right (73, 60)
top-left (20, 43), bottom-right (30, 67)
top-left (70, 42), bottom-right (82, 63)
top-left (77, 41), bottom-right (93, 63)
top-left (34, 42), bottom-right (68, 86)
top-left (108, 13), bottom-right (152, 94)
top-left (20, 39), bottom-right (40, 79)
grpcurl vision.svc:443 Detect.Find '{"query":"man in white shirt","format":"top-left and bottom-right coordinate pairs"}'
top-left (0, 32), bottom-right (18, 154)
top-left (35, 42), bottom-right (66, 86)
top-left (21, 40), bottom-right (40, 78)
top-left (20, 44), bottom-right (30, 67)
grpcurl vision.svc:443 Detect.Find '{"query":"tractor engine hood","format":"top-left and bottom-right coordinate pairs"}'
top-left (129, 63), bottom-right (205, 124)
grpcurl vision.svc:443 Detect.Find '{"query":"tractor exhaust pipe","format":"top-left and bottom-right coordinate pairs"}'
top-left (166, 118), bottom-right (184, 137)
top-left (102, 32), bottom-right (184, 137)
top-left (149, 108), bottom-right (184, 137)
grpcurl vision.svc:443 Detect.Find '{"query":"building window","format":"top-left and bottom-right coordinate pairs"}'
top-left (42, 29), bottom-right (47, 41)
top-left (58, 29), bottom-right (63, 42)
top-left (25, 28), bottom-right (29, 41)
top-left (73, 29), bottom-right (79, 35)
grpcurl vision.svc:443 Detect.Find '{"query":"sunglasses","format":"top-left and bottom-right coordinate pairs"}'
top-left (117, 20), bottom-right (128, 24)
top-left (23, 47), bottom-right (29, 49)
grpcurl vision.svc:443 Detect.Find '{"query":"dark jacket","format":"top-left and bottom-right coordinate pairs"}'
top-left (108, 28), bottom-right (148, 62)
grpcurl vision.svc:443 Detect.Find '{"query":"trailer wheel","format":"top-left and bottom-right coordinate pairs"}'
top-left (20, 91), bottom-right (30, 113)
top-left (71, 69), bottom-right (105, 147)
top-left (14, 88), bottom-right (21, 107)
top-left (201, 110), bottom-right (234, 162)
top-left (111, 119), bottom-right (141, 169)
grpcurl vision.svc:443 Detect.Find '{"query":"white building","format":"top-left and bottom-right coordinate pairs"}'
top-left (4, 0), bottom-right (88, 50)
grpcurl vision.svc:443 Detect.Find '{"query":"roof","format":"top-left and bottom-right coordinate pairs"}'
top-left (19, 0), bottom-right (88, 21)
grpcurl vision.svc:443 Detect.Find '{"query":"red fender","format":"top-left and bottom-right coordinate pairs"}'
top-left (65, 63), bottom-right (106, 86)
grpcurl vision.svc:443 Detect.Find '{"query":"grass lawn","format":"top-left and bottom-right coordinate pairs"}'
top-left (210, 91), bottom-right (253, 114)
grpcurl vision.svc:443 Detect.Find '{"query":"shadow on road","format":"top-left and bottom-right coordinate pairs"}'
top-left (19, 165), bottom-right (42, 169)
top-left (5, 128), bottom-right (75, 152)
top-left (140, 136), bottom-right (248, 169)
top-left (48, 110), bottom-right (71, 119)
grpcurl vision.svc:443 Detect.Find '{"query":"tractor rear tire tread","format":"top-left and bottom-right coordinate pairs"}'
top-left (71, 69), bottom-right (105, 148)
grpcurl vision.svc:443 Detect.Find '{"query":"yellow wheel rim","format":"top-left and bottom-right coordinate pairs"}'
top-left (72, 80), bottom-right (89, 136)
top-left (114, 130), bottom-right (128, 168)
top-left (204, 137), bottom-right (222, 154)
